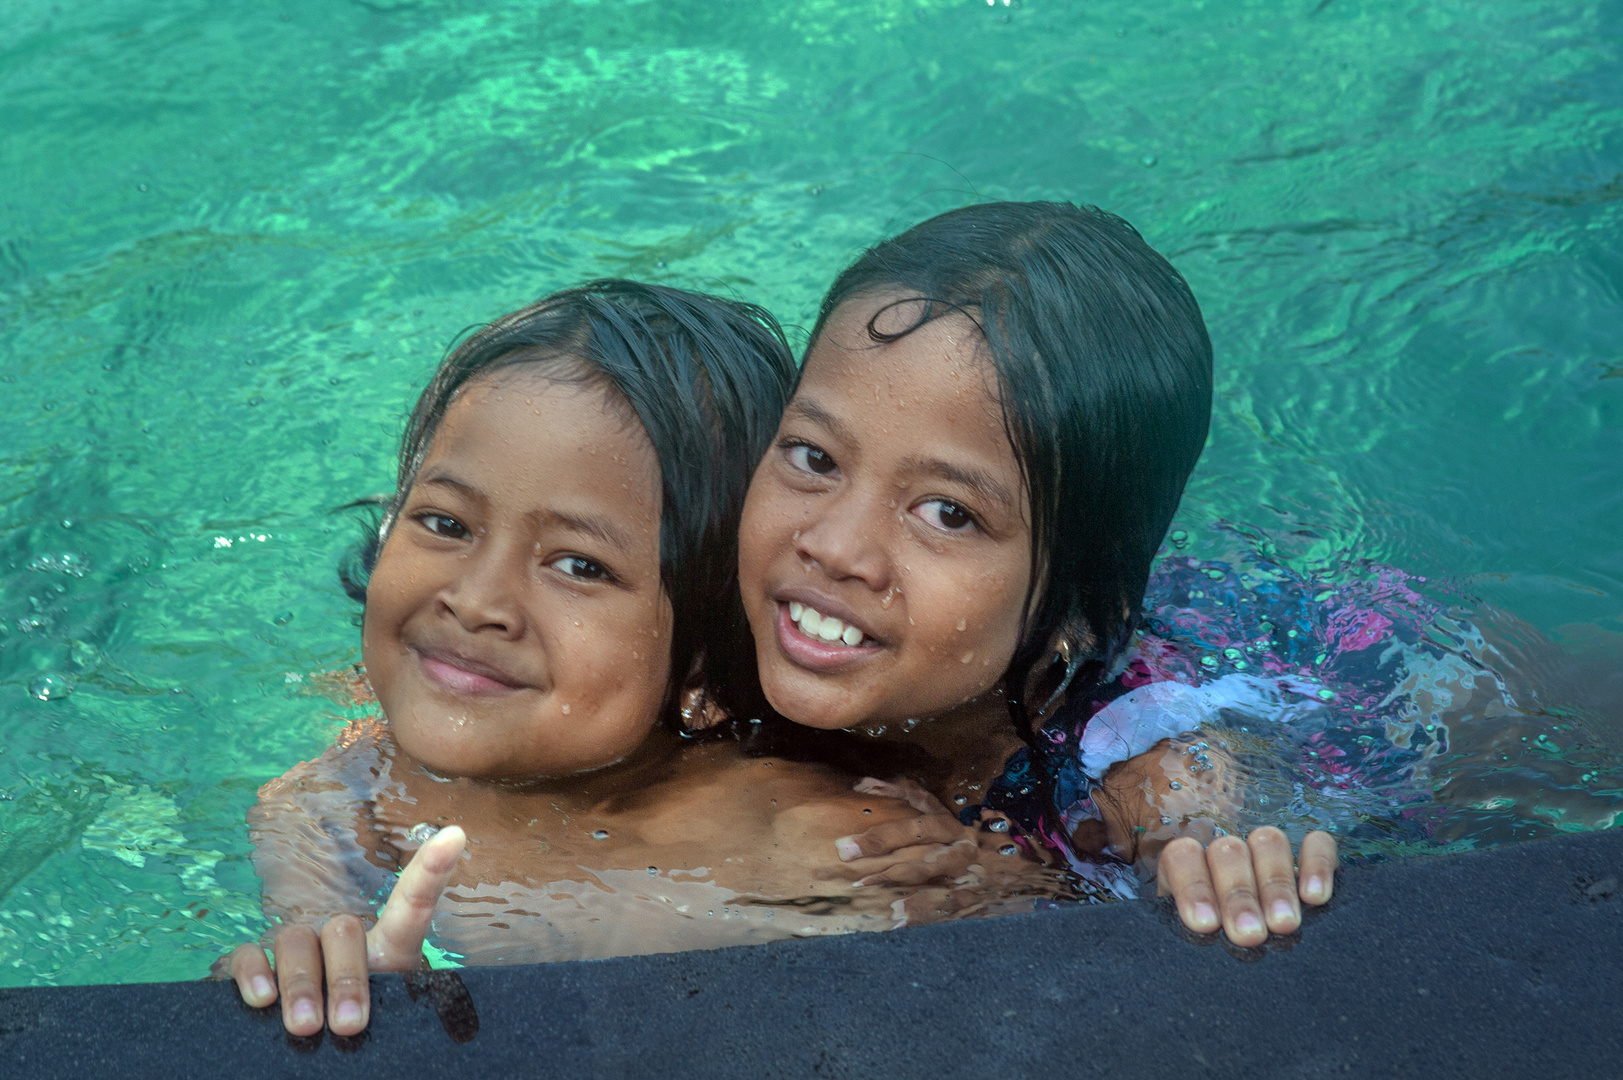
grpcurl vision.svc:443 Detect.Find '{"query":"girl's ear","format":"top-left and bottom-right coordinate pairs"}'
top-left (1023, 618), bottom-right (1098, 721)
top-left (678, 684), bottom-right (729, 731)
top-left (675, 651), bottom-right (729, 731)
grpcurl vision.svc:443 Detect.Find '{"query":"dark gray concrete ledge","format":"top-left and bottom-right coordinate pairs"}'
top-left (3, 829), bottom-right (1620, 1080)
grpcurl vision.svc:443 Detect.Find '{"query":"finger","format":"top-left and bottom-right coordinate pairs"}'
top-left (856, 839), bottom-right (979, 887)
top-left (272, 924), bottom-right (326, 1036)
top-left (853, 776), bottom-right (951, 817)
top-left (1247, 827), bottom-right (1301, 935)
top-left (320, 916), bottom-right (371, 1036)
top-left (368, 825), bottom-right (465, 970)
top-left (1206, 834), bottom-right (1266, 947)
top-left (1298, 830), bottom-right (1339, 906)
top-left (229, 943), bottom-right (278, 1009)
top-left (1155, 836), bottom-right (1220, 935)
top-left (836, 816), bottom-right (967, 861)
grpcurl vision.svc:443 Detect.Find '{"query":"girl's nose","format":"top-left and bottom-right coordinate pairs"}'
top-left (437, 540), bottom-right (527, 639)
top-left (793, 491), bottom-right (893, 592)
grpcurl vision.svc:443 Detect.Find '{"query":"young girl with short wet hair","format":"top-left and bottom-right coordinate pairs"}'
top-left (226, 281), bottom-right (1049, 1037)
top-left (736, 202), bottom-right (1338, 940)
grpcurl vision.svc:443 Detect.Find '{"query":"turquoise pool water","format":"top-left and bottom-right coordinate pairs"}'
top-left (2, 0), bottom-right (1620, 986)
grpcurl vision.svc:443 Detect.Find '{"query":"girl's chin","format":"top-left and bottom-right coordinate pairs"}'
top-left (758, 671), bottom-right (867, 731)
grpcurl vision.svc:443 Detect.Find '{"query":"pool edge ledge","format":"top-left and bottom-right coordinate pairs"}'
top-left (3, 827), bottom-right (1620, 1079)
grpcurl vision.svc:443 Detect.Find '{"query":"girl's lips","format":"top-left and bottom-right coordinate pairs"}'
top-left (416, 650), bottom-right (527, 696)
top-left (773, 602), bottom-right (882, 673)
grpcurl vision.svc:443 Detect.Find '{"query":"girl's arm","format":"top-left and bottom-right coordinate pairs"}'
top-left (837, 736), bottom-right (1337, 942)
top-left (1088, 737), bottom-right (1337, 945)
top-left (229, 826), bottom-right (465, 1037)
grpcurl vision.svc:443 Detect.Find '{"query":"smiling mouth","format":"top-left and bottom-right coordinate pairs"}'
top-left (786, 600), bottom-right (874, 648)
top-left (774, 601), bottom-right (881, 672)
top-left (414, 648), bottom-right (529, 697)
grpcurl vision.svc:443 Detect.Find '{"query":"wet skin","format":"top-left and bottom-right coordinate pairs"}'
top-left (738, 292), bottom-right (1338, 945)
top-left (235, 369), bottom-right (676, 1035)
top-left (229, 366), bottom-right (1041, 1036)
top-left (363, 368), bottom-right (675, 780)
top-left (739, 298), bottom-right (1032, 730)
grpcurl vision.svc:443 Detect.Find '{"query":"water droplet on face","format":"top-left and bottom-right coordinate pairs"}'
top-left (561, 703), bottom-right (571, 715)
top-left (862, 808), bottom-right (872, 814)
top-left (592, 829), bottom-right (609, 840)
top-left (1159, 816), bottom-right (1172, 825)
top-left (407, 822), bottom-right (439, 843)
top-left (956, 619), bottom-right (967, 632)
top-left (953, 795), bottom-right (967, 806)
top-left (28, 673), bottom-right (71, 701)
top-left (987, 818), bottom-right (1010, 833)
top-left (998, 844), bottom-right (1019, 856)
top-left (647, 866), bottom-right (658, 875)
top-left (1169, 781), bottom-right (1182, 790)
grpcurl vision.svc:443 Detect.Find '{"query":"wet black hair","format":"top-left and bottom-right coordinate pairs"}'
top-left (340, 279), bottom-right (795, 728)
top-left (805, 202), bottom-right (1213, 812)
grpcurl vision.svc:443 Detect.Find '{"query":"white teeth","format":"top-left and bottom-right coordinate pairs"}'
top-left (794, 605), bottom-right (868, 647)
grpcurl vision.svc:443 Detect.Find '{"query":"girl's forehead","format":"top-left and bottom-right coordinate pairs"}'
top-left (425, 373), bottom-right (662, 519)
top-left (801, 304), bottom-right (1002, 421)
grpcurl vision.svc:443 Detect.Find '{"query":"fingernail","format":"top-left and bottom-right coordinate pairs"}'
top-left (292, 1000), bottom-right (319, 1027)
top-left (251, 976), bottom-right (274, 1003)
top-left (835, 837), bottom-right (861, 862)
top-left (336, 1001), bottom-right (362, 1026)
top-left (1304, 875), bottom-right (1325, 902)
top-left (1236, 912), bottom-right (1263, 937)
top-left (1193, 902), bottom-right (1216, 928)
top-left (1271, 900), bottom-right (1294, 922)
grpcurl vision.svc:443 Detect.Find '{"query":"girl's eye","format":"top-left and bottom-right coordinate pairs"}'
top-left (786, 442), bottom-right (838, 476)
top-left (913, 499), bottom-right (977, 533)
top-left (551, 555), bottom-right (613, 582)
top-left (418, 513), bottom-right (468, 539)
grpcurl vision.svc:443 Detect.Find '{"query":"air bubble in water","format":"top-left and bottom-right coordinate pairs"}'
top-left (28, 673), bottom-right (72, 701)
top-left (408, 822), bottom-right (439, 843)
top-left (273, 611), bottom-right (294, 626)
top-left (1140, 154), bottom-right (1157, 167)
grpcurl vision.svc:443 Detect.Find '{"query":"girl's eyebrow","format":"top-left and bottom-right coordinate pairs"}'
top-left (898, 456), bottom-right (1017, 515)
top-left (420, 471), bottom-right (636, 554)
top-left (421, 472), bottom-right (482, 499)
top-left (787, 396), bottom-right (1016, 514)
top-left (783, 397), bottom-right (855, 445)
top-left (546, 510), bottom-right (636, 555)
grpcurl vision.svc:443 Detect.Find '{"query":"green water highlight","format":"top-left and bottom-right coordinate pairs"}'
top-left (2, 0), bottom-right (1620, 985)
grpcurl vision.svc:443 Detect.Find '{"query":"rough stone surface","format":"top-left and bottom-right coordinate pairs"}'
top-left (3, 828), bottom-right (1620, 1079)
